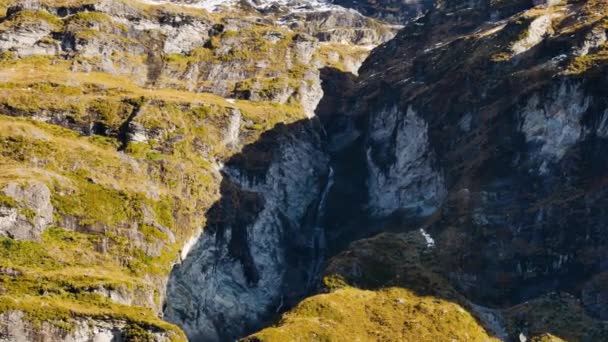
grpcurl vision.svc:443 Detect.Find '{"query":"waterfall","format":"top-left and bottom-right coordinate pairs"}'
top-left (307, 166), bottom-right (334, 290)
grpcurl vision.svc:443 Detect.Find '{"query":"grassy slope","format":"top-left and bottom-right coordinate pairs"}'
top-left (247, 287), bottom-right (499, 342)
top-left (0, 0), bottom-right (381, 336)
top-left (0, 5), bottom-right (307, 337)
top-left (249, 230), bottom-right (608, 341)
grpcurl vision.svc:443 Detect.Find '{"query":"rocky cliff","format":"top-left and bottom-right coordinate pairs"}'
top-left (251, 0), bottom-right (608, 341)
top-left (0, 0), bottom-right (394, 340)
top-left (164, 120), bottom-right (331, 341)
top-left (3, 0), bottom-right (608, 341)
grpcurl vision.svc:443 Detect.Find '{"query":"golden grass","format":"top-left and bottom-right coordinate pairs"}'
top-left (247, 287), bottom-right (499, 342)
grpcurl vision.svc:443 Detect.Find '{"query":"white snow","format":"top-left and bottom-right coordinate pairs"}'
top-left (419, 228), bottom-right (435, 248)
top-left (138, 0), bottom-right (353, 14)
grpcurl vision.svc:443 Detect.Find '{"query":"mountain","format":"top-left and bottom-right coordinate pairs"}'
top-left (0, 0), bottom-right (395, 340)
top-left (1, 0), bottom-right (608, 341)
top-left (251, 0), bottom-right (608, 341)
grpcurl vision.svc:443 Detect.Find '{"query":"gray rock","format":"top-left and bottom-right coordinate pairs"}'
top-left (366, 105), bottom-right (446, 217)
top-left (0, 23), bottom-right (57, 57)
top-left (519, 81), bottom-right (590, 174)
top-left (165, 121), bottom-right (330, 341)
top-left (0, 182), bottom-right (53, 241)
top-left (0, 311), bottom-right (170, 342)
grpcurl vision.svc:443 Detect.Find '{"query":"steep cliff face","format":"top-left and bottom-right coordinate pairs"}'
top-left (251, 0), bottom-right (608, 341)
top-left (0, 0), bottom-right (395, 339)
top-left (333, 0), bottom-right (434, 24)
top-left (164, 120), bottom-right (330, 341)
top-left (350, 0), bottom-right (608, 307)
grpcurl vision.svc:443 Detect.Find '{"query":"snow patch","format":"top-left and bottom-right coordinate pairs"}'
top-left (419, 228), bottom-right (435, 248)
top-left (138, 0), bottom-right (355, 14)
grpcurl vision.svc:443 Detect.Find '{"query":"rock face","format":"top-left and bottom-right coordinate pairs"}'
top-left (1, 0), bottom-right (394, 121)
top-left (245, 0), bottom-right (608, 340)
top-left (366, 105), bottom-right (446, 218)
top-left (0, 311), bottom-right (170, 342)
top-left (0, 182), bottom-right (53, 241)
top-left (319, 0), bottom-right (608, 321)
top-left (164, 120), bottom-right (330, 341)
top-left (282, 9), bottom-right (396, 45)
top-left (5, 0), bottom-right (608, 340)
top-left (0, 0), bottom-right (399, 339)
top-left (332, 0), bottom-right (434, 24)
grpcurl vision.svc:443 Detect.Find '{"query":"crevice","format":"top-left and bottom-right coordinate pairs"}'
top-left (117, 98), bottom-right (145, 151)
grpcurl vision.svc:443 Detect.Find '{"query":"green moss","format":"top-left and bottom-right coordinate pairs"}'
top-left (20, 207), bottom-right (37, 224)
top-left (247, 287), bottom-right (498, 342)
top-left (124, 142), bottom-right (150, 159)
top-left (139, 224), bottom-right (166, 243)
top-left (322, 274), bottom-right (348, 291)
top-left (37, 36), bottom-right (58, 45)
top-left (2, 10), bottom-right (63, 31)
top-left (65, 11), bottom-right (127, 33)
top-left (565, 46), bottom-right (608, 74)
top-left (0, 135), bottom-right (55, 163)
top-left (0, 82), bottom-right (85, 116)
top-left (123, 323), bottom-right (157, 342)
top-left (87, 99), bottom-right (131, 126)
top-left (0, 238), bottom-right (57, 269)
top-left (0, 51), bottom-right (16, 62)
top-left (51, 177), bottom-right (148, 230)
top-left (491, 52), bottom-right (512, 62)
top-left (0, 193), bottom-right (17, 208)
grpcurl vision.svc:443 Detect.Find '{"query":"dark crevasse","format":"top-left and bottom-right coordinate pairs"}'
top-left (162, 66), bottom-right (370, 342)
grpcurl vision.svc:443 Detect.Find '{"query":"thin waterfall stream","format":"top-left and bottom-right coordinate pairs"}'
top-left (307, 166), bottom-right (334, 290)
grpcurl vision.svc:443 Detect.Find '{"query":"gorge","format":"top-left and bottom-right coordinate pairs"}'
top-left (1, 0), bottom-right (608, 341)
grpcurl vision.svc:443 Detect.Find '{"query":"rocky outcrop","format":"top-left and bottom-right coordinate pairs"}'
top-left (0, 311), bottom-right (171, 342)
top-left (366, 105), bottom-right (446, 218)
top-left (0, 182), bottom-right (53, 241)
top-left (164, 120), bottom-right (330, 341)
top-left (319, 0), bottom-right (608, 320)
top-left (0, 13), bottom-right (59, 57)
top-left (281, 9), bottom-right (396, 45)
top-left (331, 0), bottom-right (433, 24)
top-left (0, 0), bottom-right (394, 113)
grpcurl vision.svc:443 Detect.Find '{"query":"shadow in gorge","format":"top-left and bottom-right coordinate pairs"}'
top-left (315, 67), bottom-right (428, 253)
top-left (163, 117), bottom-right (333, 342)
top-left (162, 66), bottom-right (390, 342)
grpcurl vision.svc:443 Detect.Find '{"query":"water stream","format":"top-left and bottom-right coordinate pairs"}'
top-left (307, 166), bottom-right (334, 290)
